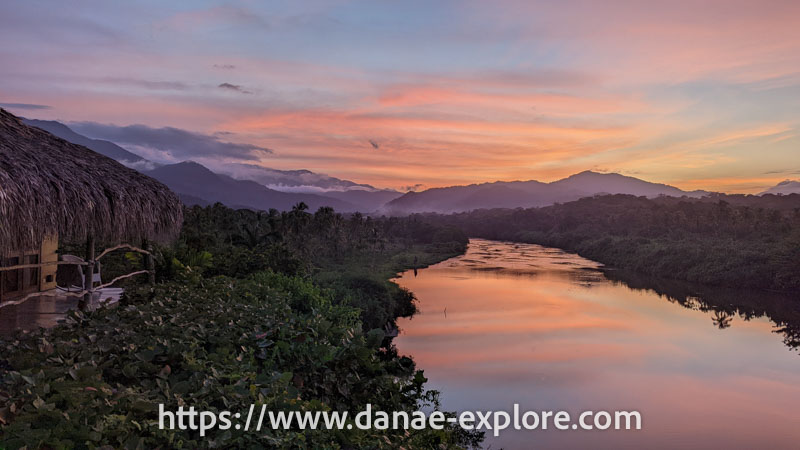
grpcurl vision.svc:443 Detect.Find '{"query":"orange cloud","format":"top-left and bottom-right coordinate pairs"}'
top-left (377, 85), bottom-right (646, 116)
top-left (5, 0), bottom-right (800, 193)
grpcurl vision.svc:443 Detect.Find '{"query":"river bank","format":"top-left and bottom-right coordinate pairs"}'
top-left (394, 239), bottom-right (800, 449)
top-left (418, 194), bottom-right (800, 293)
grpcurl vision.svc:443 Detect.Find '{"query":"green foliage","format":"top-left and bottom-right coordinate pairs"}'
top-left (0, 273), bottom-right (479, 448)
top-left (423, 194), bottom-right (800, 292)
top-left (166, 203), bottom-right (467, 330)
top-left (4, 203), bottom-right (478, 448)
top-left (317, 273), bottom-right (417, 331)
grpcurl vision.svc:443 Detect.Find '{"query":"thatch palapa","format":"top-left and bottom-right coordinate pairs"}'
top-left (0, 108), bottom-right (182, 255)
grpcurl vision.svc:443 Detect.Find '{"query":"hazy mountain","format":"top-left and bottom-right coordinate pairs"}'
top-left (145, 162), bottom-right (359, 212)
top-left (550, 171), bottom-right (706, 198)
top-left (23, 117), bottom-right (710, 215)
top-left (323, 189), bottom-right (403, 212)
top-left (760, 180), bottom-right (800, 195)
top-left (175, 193), bottom-right (213, 208)
top-left (220, 163), bottom-right (380, 192)
top-left (20, 117), bottom-right (397, 212)
top-left (219, 162), bottom-right (402, 211)
top-left (382, 181), bottom-right (571, 214)
top-left (22, 118), bottom-right (153, 169)
top-left (382, 171), bottom-right (709, 214)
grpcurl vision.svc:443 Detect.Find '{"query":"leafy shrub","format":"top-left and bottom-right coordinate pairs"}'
top-left (0, 273), bottom-right (480, 449)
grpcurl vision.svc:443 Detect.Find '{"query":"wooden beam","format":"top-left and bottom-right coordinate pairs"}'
top-left (0, 260), bottom-right (87, 272)
top-left (96, 270), bottom-right (150, 290)
top-left (80, 236), bottom-right (95, 311)
top-left (142, 239), bottom-right (156, 285)
top-left (96, 244), bottom-right (151, 261)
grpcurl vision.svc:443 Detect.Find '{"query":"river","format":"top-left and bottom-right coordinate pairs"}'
top-left (394, 239), bottom-right (800, 449)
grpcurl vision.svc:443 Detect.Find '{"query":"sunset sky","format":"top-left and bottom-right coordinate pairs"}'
top-left (1, 0), bottom-right (799, 193)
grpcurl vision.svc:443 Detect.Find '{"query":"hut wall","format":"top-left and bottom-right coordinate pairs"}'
top-left (40, 235), bottom-right (58, 291)
top-left (0, 236), bottom-right (57, 302)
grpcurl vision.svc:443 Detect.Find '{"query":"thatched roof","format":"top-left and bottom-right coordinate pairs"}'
top-left (0, 108), bottom-right (182, 254)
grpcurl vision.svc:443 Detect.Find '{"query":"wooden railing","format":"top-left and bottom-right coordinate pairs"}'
top-left (0, 243), bottom-right (153, 310)
top-left (0, 260), bottom-right (87, 272)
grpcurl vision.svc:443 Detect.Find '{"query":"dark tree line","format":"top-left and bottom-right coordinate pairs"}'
top-left (419, 194), bottom-right (800, 292)
top-left (161, 202), bottom-right (468, 330)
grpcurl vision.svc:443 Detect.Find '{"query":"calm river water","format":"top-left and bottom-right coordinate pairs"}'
top-left (394, 239), bottom-right (800, 449)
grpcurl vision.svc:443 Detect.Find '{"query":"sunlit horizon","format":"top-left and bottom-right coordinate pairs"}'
top-left (2, 0), bottom-right (799, 194)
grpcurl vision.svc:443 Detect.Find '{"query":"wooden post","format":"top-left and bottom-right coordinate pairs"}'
top-left (79, 235), bottom-right (95, 311)
top-left (143, 239), bottom-right (155, 285)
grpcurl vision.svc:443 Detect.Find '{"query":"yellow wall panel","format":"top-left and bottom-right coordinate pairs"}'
top-left (40, 235), bottom-right (58, 291)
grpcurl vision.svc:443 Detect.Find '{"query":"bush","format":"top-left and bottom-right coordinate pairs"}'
top-left (0, 273), bottom-right (480, 449)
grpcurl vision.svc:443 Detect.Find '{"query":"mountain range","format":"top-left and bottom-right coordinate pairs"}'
top-left (22, 118), bottom-right (151, 168)
top-left (760, 180), bottom-right (800, 196)
top-left (21, 118), bottom-right (402, 212)
top-left (19, 116), bottom-right (799, 214)
top-left (144, 161), bottom-right (362, 212)
top-left (218, 163), bottom-right (381, 192)
top-left (380, 171), bottom-right (708, 214)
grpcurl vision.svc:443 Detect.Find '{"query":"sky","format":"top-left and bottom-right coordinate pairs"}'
top-left (1, 0), bottom-right (799, 193)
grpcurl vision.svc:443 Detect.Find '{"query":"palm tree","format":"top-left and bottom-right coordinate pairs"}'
top-left (712, 310), bottom-right (733, 329)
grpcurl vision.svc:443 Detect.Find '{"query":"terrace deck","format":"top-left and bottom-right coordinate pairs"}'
top-left (0, 288), bottom-right (123, 336)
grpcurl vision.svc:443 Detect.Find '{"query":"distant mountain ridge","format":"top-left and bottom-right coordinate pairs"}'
top-left (218, 163), bottom-right (401, 211)
top-left (144, 162), bottom-right (361, 212)
top-left (220, 163), bottom-right (381, 192)
top-left (760, 180), bottom-right (800, 196)
top-left (22, 118), bottom-right (151, 167)
top-left (22, 118), bottom-right (401, 212)
top-left (381, 171), bottom-right (709, 214)
top-left (25, 117), bottom-right (752, 215)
